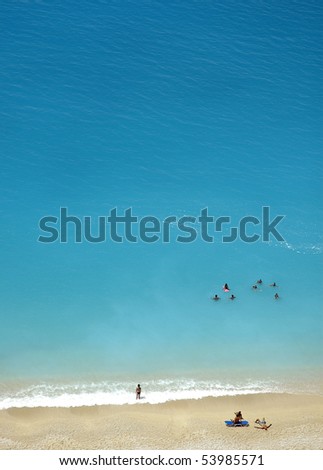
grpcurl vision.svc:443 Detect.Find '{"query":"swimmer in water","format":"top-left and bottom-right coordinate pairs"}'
top-left (230, 294), bottom-right (236, 300)
top-left (223, 283), bottom-right (230, 291)
top-left (274, 293), bottom-right (279, 299)
top-left (212, 294), bottom-right (220, 301)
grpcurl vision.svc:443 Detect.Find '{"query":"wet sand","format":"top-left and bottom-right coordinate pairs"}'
top-left (0, 393), bottom-right (322, 450)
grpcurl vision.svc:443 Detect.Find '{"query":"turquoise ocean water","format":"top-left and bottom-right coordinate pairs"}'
top-left (0, 0), bottom-right (322, 408)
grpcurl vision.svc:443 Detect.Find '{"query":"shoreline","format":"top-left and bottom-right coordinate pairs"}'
top-left (1, 392), bottom-right (322, 450)
top-left (1, 372), bottom-right (322, 409)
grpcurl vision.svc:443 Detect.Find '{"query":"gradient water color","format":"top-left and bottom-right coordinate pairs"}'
top-left (0, 0), bottom-right (322, 407)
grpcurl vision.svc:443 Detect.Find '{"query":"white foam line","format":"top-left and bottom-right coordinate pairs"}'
top-left (0, 385), bottom-right (277, 409)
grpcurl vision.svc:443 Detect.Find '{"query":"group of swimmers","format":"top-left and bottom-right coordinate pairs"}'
top-left (212, 280), bottom-right (280, 301)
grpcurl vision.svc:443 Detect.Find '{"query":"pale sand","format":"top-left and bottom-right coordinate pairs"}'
top-left (0, 393), bottom-right (322, 450)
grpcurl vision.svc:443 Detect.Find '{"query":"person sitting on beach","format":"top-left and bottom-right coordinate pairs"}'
top-left (233, 411), bottom-right (243, 424)
top-left (274, 293), bottom-right (279, 299)
top-left (230, 294), bottom-right (236, 300)
top-left (255, 418), bottom-right (272, 430)
top-left (136, 384), bottom-right (141, 400)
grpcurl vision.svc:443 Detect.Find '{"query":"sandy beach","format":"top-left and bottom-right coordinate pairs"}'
top-left (0, 393), bottom-right (322, 450)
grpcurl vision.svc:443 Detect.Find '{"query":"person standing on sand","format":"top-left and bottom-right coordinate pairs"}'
top-left (136, 384), bottom-right (141, 400)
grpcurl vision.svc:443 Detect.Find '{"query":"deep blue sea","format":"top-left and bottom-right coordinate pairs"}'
top-left (0, 0), bottom-right (322, 408)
